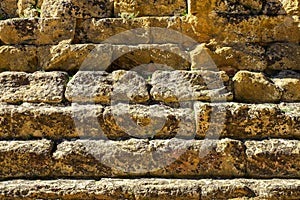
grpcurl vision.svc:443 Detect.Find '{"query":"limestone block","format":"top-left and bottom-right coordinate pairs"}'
top-left (0, 0), bottom-right (18, 19)
top-left (272, 70), bottom-right (300, 102)
top-left (114, 0), bottom-right (187, 17)
top-left (0, 140), bottom-right (53, 179)
top-left (266, 42), bottom-right (300, 71)
top-left (0, 179), bottom-right (299, 199)
top-left (0, 45), bottom-right (40, 72)
top-left (233, 71), bottom-right (283, 103)
top-left (17, 0), bottom-right (43, 18)
top-left (41, 0), bottom-right (113, 18)
top-left (52, 138), bottom-right (246, 178)
top-left (195, 102), bottom-right (298, 139)
top-left (65, 70), bottom-right (149, 104)
top-left (245, 139), bottom-right (300, 178)
top-left (0, 17), bottom-right (76, 45)
top-left (102, 103), bottom-right (196, 140)
top-left (38, 43), bottom-right (112, 71)
top-left (150, 70), bottom-right (233, 103)
top-left (0, 71), bottom-right (68, 103)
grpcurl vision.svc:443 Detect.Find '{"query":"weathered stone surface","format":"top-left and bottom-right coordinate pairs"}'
top-left (17, 0), bottom-right (42, 18)
top-left (0, 0), bottom-right (18, 19)
top-left (202, 42), bottom-right (267, 71)
top-left (233, 71), bottom-right (283, 103)
top-left (0, 140), bottom-right (53, 179)
top-left (41, 0), bottom-right (113, 19)
top-left (272, 70), bottom-right (300, 102)
top-left (150, 70), bottom-right (233, 103)
top-left (114, 0), bottom-right (186, 17)
top-left (245, 139), bottom-right (300, 178)
top-left (102, 103), bottom-right (195, 140)
top-left (0, 45), bottom-right (39, 72)
top-left (110, 44), bottom-right (190, 71)
top-left (0, 71), bottom-right (68, 103)
top-left (188, 0), bottom-right (299, 15)
top-left (0, 18), bottom-right (76, 45)
top-left (75, 17), bottom-right (152, 44)
top-left (195, 102), bottom-right (300, 139)
top-left (0, 179), bottom-right (299, 199)
top-left (216, 15), bottom-right (300, 44)
top-left (53, 138), bottom-right (245, 178)
top-left (266, 42), bottom-right (300, 71)
top-left (38, 43), bottom-right (105, 71)
top-left (65, 70), bottom-right (149, 104)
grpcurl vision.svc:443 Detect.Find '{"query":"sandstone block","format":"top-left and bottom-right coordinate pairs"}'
top-left (266, 42), bottom-right (300, 71)
top-left (195, 102), bottom-right (299, 139)
top-left (110, 44), bottom-right (190, 71)
top-left (65, 70), bottom-right (149, 104)
top-left (150, 70), bottom-right (233, 103)
top-left (0, 140), bottom-right (53, 179)
top-left (0, 179), bottom-right (299, 199)
top-left (102, 103), bottom-right (196, 140)
top-left (114, 0), bottom-right (187, 17)
top-left (0, 0), bottom-right (18, 19)
top-left (38, 43), bottom-right (112, 71)
top-left (52, 138), bottom-right (246, 178)
top-left (272, 70), bottom-right (300, 102)
top-left (0, 17), bottom-right (76, 45)
top-left (41, 0), bottom-right (113, 19)
top-left (17, 0), bottom-right (42, 18)
top-left (0, 71), bottom-right (68, 103)
top-left (233, 71), bottom-right (283, 103)
top-left (245, 139), bottom-right (300, 178)
top-left (0, 45), bottom-right (39, 72)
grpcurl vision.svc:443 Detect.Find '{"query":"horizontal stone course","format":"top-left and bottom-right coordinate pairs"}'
top-left (0, 138), bottom-right (299, 179)
top-left (0, 102), bottom-right (300, 140)
top-left (0, 179), bottom-right (299, 199)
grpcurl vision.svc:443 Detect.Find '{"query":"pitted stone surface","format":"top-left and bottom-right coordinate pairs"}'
top-left (0, 139), bottom-right (53, 179)
top-left (41, 0), bottom-right (113, 19)
top-left (114, 0), bottom-right (187, 17)
top-left (53, 138), bottom-right (246, 178)
top-left (65, 70), bottom-right (149, 104)
top-left (150, 70), bottom-right (233, 103)
top-left (245, 139), bottom-right (300, 178)
top-left (0, 71), bottom-right (68, 103)
top-left (233, 71), bottom-right (283, 103)
top-left (0, 179), bottom-right (299, 199)
top-left (0, 18), bottom-right (76, 45)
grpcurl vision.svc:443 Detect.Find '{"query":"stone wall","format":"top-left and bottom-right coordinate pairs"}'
top-left (0, 0), bottom-right (299, 199)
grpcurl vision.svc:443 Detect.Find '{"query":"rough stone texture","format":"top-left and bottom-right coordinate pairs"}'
top-left (65, 70), bottom-right (149, 104)
top-left (0, 18), bottom-right (76, 45)
top-left (0, 140), bottom-right (53, 179)
top-left (114, 0), bottom-right (187, 17)
top-left (75, 17), bottom-right (152, 44)
top-left (266, 42), bottom-right (300, 71)
top-left (110, 44), bottom-right (191, 71)
top-left (0, 0), bottom-right (18, 19)
top-left (233, 71), bottom-right (283, 103)
top-left (201, 42), bottom-right (267, 71)
top-left (245, 139), bottom-right (300, 178)
top-left (0, 179), bottom-right (299, 199)
top-left (38, 43), bottom-right (102, 72)
top-left (41, 0), bottom-right (113, 19)
top-left (102, 103), bottom-right (196, 140)
top-left (195, 102), bottom-right (300, 139)
top-left (216, 15), bottom-right (300, 44)
top-left (150, 70), bottom-right (233, 103)
top-left (0, 45), bottom-right (39, 72)
top-left (272, 70), bottom-right (300, 102)
top-left (0, 71), bottom-right (68, 103)
top-left (52, 138), bottom-right (245, 178)
top-left (17, 0), bottom-right (42, 18)
top-left (189, 0), bottom-right (299, 16)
